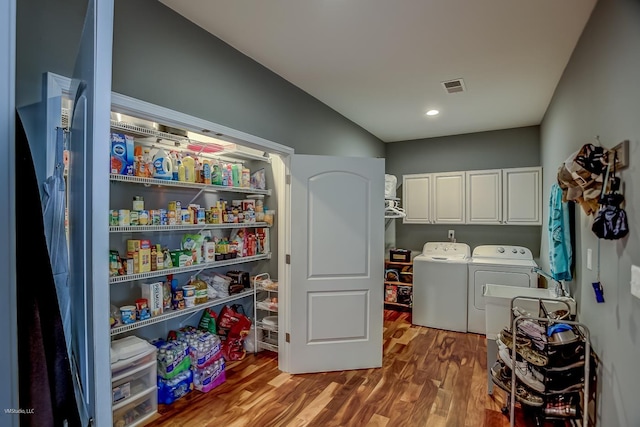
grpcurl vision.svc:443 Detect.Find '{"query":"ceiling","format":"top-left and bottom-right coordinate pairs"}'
top-left (159, 0), bottom-right (597, 143)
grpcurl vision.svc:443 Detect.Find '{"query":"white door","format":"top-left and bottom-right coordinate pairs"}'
top-left (433, 171), bottom-right (466, 223)
top-left (403, 173), bottom-right (432, 223)
top-left (68, 1), bottom-right (113, 425)
top-left (287, 154), bottom-right (384, 374)
top-left (466, 169), bottom-right (502, 224)
top-left (503, 167), bottom-right (542, 225)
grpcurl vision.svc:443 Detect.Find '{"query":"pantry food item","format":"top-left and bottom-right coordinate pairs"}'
top-left (110, 133), bottom-right (134, 175)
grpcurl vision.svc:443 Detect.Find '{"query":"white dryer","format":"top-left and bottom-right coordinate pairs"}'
top-left (467, 245), bottom-right (538, 334)
top-left (413, 242), bottom-right (471, 332)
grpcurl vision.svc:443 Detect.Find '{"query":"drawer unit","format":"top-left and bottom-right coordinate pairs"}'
top-left (111, 336), bottom-right (158, 427)
top-left (112, 384), bottom-right (157, 427)
top-left (112, 359), bottom-right (156, 405)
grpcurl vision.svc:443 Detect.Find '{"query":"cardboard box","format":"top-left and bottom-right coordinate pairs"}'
top-left (140, 282), bottom-right (164, 317)
top-left (138, 248), bottom-right (151, 273)
top-left (127, 240), bottom-right (141, 253)
top-left (110, 133), bottom-right (134, 175)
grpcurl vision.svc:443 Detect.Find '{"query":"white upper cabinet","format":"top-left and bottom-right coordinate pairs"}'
top-left (466, 169), bottom-right (502, 224)
top-left (402, 172), bottom-right (465, 224)
top-left (403, 174), bottom-right (432, 224)
top-left (432, 172), bottom-right (466, 224)
top-left (403, 166), bottom-right (542, 226)
top-left (502, 167), bottom-right (542, 225)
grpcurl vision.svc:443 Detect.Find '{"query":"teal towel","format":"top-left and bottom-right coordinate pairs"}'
top-left (548, 183), bottom-right (573, 281)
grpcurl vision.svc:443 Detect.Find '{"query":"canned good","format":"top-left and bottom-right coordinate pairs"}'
top-left (168, 210), bottom-right (177, 225)
top-left (130, 211), bottom-right (139, 226)
top-left (197, 208), bottom-right (205, 224)
top-left (109, 210), bottom-right (119, 226)
top-left (126, 258), bottom-right (134, 275)
top-left (181, 209), bottom-right (191, 224)
top-left (118, 209), bottom-right (130, 226)
top-left (159, 209), bottom-right (168, 225)
top-left (138, 210), bottom-right (149, 225)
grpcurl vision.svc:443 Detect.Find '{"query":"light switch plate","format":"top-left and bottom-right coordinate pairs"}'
top-left (587, 248), bottom-right (592, 270)
top-left (631, 265), bottom-right (640, 300)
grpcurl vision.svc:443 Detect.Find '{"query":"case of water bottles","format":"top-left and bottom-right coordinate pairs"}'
top-left (156, 340), bottom-right (191, 380)
top-left (193, 358), bottom-right (226, 393)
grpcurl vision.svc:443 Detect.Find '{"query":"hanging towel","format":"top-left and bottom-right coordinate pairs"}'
top-left (548, 183), bottom-right (573, 281)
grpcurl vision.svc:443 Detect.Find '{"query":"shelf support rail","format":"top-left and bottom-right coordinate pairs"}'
top-left (507, 297), bottom-right (590, 427)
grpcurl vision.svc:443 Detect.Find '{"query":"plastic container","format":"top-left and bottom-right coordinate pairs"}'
top-left (152, 148), bottom-right (173, 180)
top-left (120, 306), bottom-right (136, 325)
top-left (181, 156), bottom-right (196, 183)
top-left (111, 384), bottom-right (157, 427)
top-left (184, 296), bottom-right (196, 308)
top-left (111, 338), bottom-right (157, 378)
top-left (112, 358), bottom-right (156, 405)
top-left (182, 285), bottom-right (196, 297)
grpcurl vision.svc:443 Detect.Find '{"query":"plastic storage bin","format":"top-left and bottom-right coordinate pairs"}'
top-left (112, 359), bottom-right (156, 405)
top-left (112, 384), bottom-right (157, 427)
top-left (111, 338), bottom-right (157, 378)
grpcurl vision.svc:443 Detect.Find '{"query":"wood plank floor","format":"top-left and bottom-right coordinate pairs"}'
top-left (152, 310), bottom-right (536, 427)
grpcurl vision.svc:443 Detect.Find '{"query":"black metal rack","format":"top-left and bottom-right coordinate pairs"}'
top-left (496, 296), bottom-right (592, 427)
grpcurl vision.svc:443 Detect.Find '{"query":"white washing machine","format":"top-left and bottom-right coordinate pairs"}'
top-left (467, 245), bottom-right (538, 335)
top-left (413, 242), bottom-right (471, 332)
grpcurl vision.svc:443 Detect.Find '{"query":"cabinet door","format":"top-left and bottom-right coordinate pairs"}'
top-left (502, 167), bottom-right (542, 225)
top-left (402, 173), bottom-right (432, 224)
top-left (466, 169), bottom-right (502, 224)
top-left (433, 172), bottom-right (465, 224)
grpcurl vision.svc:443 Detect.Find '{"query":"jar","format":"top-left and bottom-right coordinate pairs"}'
top-left (132, 196), bottom-right (144, 211)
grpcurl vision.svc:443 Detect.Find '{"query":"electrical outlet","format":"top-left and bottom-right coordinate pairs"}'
top-left (448, 230), bottom-right (455, 241)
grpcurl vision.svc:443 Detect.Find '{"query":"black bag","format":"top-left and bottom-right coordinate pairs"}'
top-left (592, 153), bottom-right (629, 240)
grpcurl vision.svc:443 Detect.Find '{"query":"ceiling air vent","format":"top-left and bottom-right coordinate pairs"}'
top-left (441, 78), bottom-right (466, 94)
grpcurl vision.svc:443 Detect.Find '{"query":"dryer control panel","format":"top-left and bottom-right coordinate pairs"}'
top-left (472, 245), bottom-right (533, 260)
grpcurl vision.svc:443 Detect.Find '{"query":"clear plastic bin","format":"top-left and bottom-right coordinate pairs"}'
top-left (112, 384), bottom-right (157, 427)
top-left (112, 359), bottom-right (156, 405)
top-left (111, 343), bottom-right (157, 379)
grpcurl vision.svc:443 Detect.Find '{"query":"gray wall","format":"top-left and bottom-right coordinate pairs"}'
top-left (540, 0), bottom-right (640, 425)
top-left (16, 0), bottom-right (384, 159)
top-left (385, 126), bottom-right (542, 257)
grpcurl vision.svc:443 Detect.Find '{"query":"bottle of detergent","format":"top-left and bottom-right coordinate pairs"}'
top-left (170, 151), bottom-right (179, 181)
top-left (152, 148), bottom-right (173, 180)
top-left (181, 155), bottom-right (196, 183)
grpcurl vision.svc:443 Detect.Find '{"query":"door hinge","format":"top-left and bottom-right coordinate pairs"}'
top-left (286, 333), bottom-right (290, 343)
top-left (286, 254), bottom-right (291, 264)
top-left (286, 174), bottom-right (291, 185)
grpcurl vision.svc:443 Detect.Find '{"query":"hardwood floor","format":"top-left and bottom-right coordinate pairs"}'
top-left (152, 310), bottom-right (535, 427)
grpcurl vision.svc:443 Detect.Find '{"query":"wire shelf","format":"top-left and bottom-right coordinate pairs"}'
top-left (258, 338), bottom-right (279, 353)
top-left (256, 320), bottom-right (279, 333)
top-left (109, 253), bottom-right (271, 284)
top-left (110, 288), bottom-right (254, 336)
top-left (110, 120), bottom-right (271, 164)
top-left (109, 174), bottom-right (271, 196)
top-left (109, 222), bottom-right (269, 233)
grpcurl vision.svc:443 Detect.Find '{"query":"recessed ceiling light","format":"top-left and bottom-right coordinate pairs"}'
top-left (426, 110), bottom-right (439, 116)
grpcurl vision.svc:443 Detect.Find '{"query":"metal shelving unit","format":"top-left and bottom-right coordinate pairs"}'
top-left (111, 289), bottom-right (254, 336)
top-left (499, 297), bottom-right (592, 427)
top-left (109, 253), bottom-right (270, 284)
top-left (253, 273), bottom-right (279, 353)
top-left (110, 174), bottom-right (271, 196)
top-left (109, 222), bottom-right (269, 233)
top-left (110, 120), bottom-right (271, 164)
